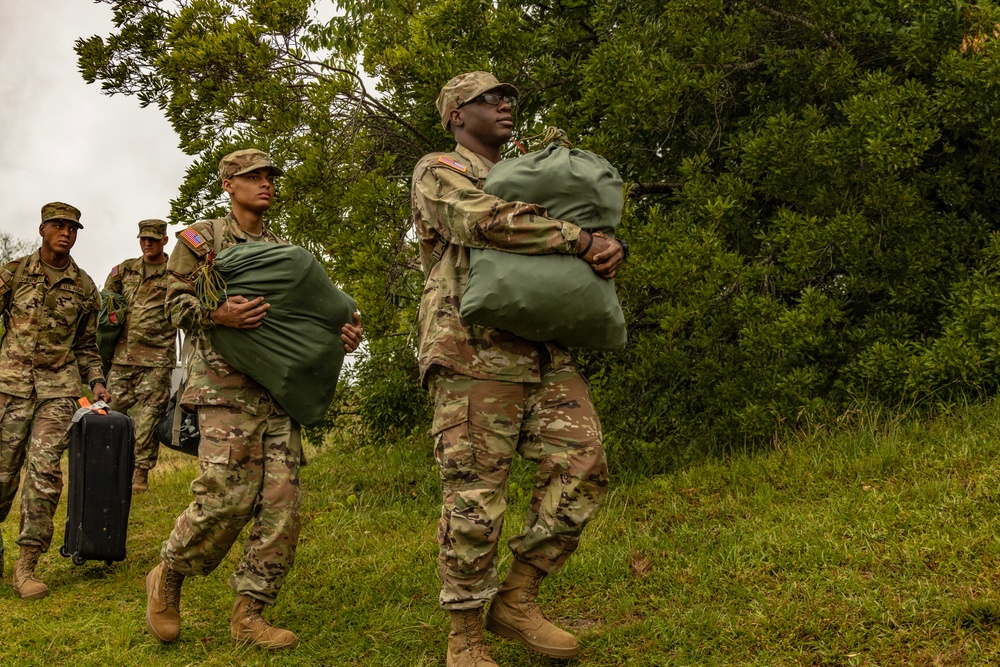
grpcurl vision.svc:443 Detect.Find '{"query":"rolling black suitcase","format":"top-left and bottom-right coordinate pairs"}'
top-left (60, 405), bottom-right (135, 566)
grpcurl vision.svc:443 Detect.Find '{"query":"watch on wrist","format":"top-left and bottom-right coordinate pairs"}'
top-left (89, 379), bottom-right (105, 390)
top-left (618, 238), bottom-right (630, 262)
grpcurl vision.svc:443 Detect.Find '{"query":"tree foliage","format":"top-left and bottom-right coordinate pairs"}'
top-left (78, 0), bottom-right (1000, 470)
top-left (0, 233), bottom-right (40, 265)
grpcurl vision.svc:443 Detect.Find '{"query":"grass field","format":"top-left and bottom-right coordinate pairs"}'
top-left (3, 398), bottom-right (1000, 665)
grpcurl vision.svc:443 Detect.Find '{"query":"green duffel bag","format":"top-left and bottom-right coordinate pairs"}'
top-left (205, 243), bottom-right (357, 427)
top-left (98, 290), bottom-right (126, 376)
top-left (460, 142), bottom-right (628, 350)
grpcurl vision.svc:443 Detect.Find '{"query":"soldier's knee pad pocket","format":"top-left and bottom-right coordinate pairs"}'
top-left (431, 395), bottom-right (473, 480)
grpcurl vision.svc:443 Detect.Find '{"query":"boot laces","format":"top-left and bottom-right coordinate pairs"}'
top-left (244, 597), bottom-right (277, 629)
top-left (461, 612), bottom-right (492, 663)
top-left (520, 569), bottom-right (545, 612)
top-left (164, 568), bottom-right (184, 608)
top-left (15, 549), bottom-right (40, 580)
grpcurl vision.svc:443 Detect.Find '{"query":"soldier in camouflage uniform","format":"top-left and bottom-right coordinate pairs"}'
top-left (0, 202), bottom-right (111, 600)
top-left (412, 72), bottom-right (626, 666)
top-left (104, 219), bottom-right (176, 494)
top-left (144, 149), bottom-right (362, 651)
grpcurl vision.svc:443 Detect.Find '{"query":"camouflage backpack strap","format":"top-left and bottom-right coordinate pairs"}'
top-left (1, 258), bottom-right (28, 316)
top-left (431, 238), bottom-right (448, 264)
top-left (211, 218), bottom-right (224, 256)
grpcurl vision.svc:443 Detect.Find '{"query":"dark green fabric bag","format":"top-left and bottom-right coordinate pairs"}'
top-left (97, 290), bottom-right (126, 376)
top-left (461, 143), bottom-right (627, 350)
top-left (207, 243), bottom-right (357, 427)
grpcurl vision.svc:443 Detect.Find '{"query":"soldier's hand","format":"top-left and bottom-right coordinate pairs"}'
top-left (589, 231), bottom-right (624, 279)
top-left (342, 311), bottom-right (363, 353)
top-left (92, 383), bottom-right (112, 404)
top-left (210, 295), bottom-right (270, 329)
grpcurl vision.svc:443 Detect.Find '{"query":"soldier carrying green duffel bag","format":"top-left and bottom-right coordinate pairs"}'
top-left (97, 290), bottom-right (126, 377)
top-left (460, 128), bottom-right (628, 350)
top-left (197, 241), bottom-right (358, 428)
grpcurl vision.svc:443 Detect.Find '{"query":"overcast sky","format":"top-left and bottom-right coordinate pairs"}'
top-left (0, 1), bottom-right (191, 283)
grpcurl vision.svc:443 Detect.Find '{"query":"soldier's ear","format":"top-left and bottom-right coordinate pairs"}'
top-left (38, 223), bottom-right (45, 237)
top-left (449, 108), bottom-right (465, 130)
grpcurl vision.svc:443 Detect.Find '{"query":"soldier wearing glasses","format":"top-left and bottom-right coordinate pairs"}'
top-left (411, 71), bottom-right (624, 666)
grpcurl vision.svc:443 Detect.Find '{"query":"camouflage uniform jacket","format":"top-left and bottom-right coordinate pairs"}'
top-left (104, 256), bottom-right (176, 367)
top-left (411, 143), bottom-right (582, 386)
top-left (0, 251), bottom-right (104, 399)
top-left (166, 213), bottom-right (286, 413)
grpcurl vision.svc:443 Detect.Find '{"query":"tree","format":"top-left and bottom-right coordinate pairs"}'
top-left (0, 232), bottom-right (40, 265)
top-left (78, 0), bottom-right (1000, 471)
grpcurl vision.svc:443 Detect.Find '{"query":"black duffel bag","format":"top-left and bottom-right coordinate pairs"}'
top-left (153, 392), bottom-right (199, 456)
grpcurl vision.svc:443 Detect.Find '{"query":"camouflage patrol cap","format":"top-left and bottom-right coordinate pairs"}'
top-left (436, 71), bottom-right (519, 131)
top-left (41, 202), bottom-right (83, 228)
top-left (137, 219), bottom-right (168, 239)
top-left (218, 148), bottom-right (285, 181)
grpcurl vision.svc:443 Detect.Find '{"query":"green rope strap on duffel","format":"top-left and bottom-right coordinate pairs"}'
top-left (195, 261), bottom-right (227, 311)
top-left (521, 126), bottom-right (573, 151)
top-left (105, 292), bottom-right (122, 315)
top-left (194, 218), bottom-right (229, 311)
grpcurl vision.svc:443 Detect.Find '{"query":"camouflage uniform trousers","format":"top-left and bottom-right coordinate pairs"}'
top-left (160, 397), bottom-right (302, 604)
top-left (0, 392), bottom-right (76, 551)
top-left (108, 364), bottom-right (172, 472)
top-left (428, 365), bottom-right (610, 610)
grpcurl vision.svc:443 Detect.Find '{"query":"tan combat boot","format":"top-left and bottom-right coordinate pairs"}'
top-left (231, 593), bottom-right (299, 650)
top-left (447, 609), bottom-right (498, 667)
top-left (12, 545), bottom-right (49, 600)
top-left (131, 467), bottom-right (149, 494)
top-left (145, 561), bottom-right (184, 643)
top-left (485, 559), bottom-right (579, 658)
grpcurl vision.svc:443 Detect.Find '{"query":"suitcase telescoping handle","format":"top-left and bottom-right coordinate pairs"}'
top-left (73, 397), bottom-right (109, 421)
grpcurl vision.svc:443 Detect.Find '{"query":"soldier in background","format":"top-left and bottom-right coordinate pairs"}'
top-left (411, 72), bottom-right (624, 666)
top-left (104, 219), bottom-right (176, 494)
top-left (144, 149), bottom-right (363, 650)
top-left (0, 202), bottom-right (110, 599)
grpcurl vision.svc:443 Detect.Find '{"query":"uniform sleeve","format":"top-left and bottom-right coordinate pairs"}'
top-left (74, 286), bottom-right (105, 386)
top-left (412, 160), bottom-right (581, 255)
top-left (165, 229), bottom-right (216, 332)
top-left (103, 263), bottom-right (124, 293)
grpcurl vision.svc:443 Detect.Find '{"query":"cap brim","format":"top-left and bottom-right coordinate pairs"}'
top-left (137, 233), bottom-right (163, 239)
top-left (43, 217), bottom-right (82, 229)
top-left (231, 164), bottom-right (285, 178)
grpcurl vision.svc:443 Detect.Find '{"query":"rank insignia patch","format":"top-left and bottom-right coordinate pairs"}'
top-left (438, 155), bottom-right (468, 173)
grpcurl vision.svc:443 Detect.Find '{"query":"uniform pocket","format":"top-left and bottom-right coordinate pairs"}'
top-left (431, 395), bottom-right (475, 486)
top-left (197, 410), bottom-right (231, 466)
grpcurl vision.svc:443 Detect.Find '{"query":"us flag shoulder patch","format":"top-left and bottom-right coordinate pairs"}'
top-left (437, 155), bottom-right (467, 173)
top-left (179, 227), bottom-right (207, 250)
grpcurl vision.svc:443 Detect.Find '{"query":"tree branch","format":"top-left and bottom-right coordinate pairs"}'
top-left (629, 181), bottom-right (681, 197)
top-left (750, 1), bottom-right (842, 50)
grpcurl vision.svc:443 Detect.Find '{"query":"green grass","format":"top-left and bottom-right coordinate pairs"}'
top-left (5, 398), bottom-right (1000, 665)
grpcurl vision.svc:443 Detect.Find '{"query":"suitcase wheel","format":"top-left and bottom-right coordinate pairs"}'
top-left (59, 545), bottom-right (69, 558)
top-left (72, 554), bottom-right (86, 566)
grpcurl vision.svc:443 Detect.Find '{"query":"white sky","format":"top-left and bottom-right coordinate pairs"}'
top-left (0, 0), bottom-right (191, 284)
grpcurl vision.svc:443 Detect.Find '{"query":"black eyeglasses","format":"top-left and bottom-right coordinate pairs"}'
top-left (459, 92), bottom-right (518, 109)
